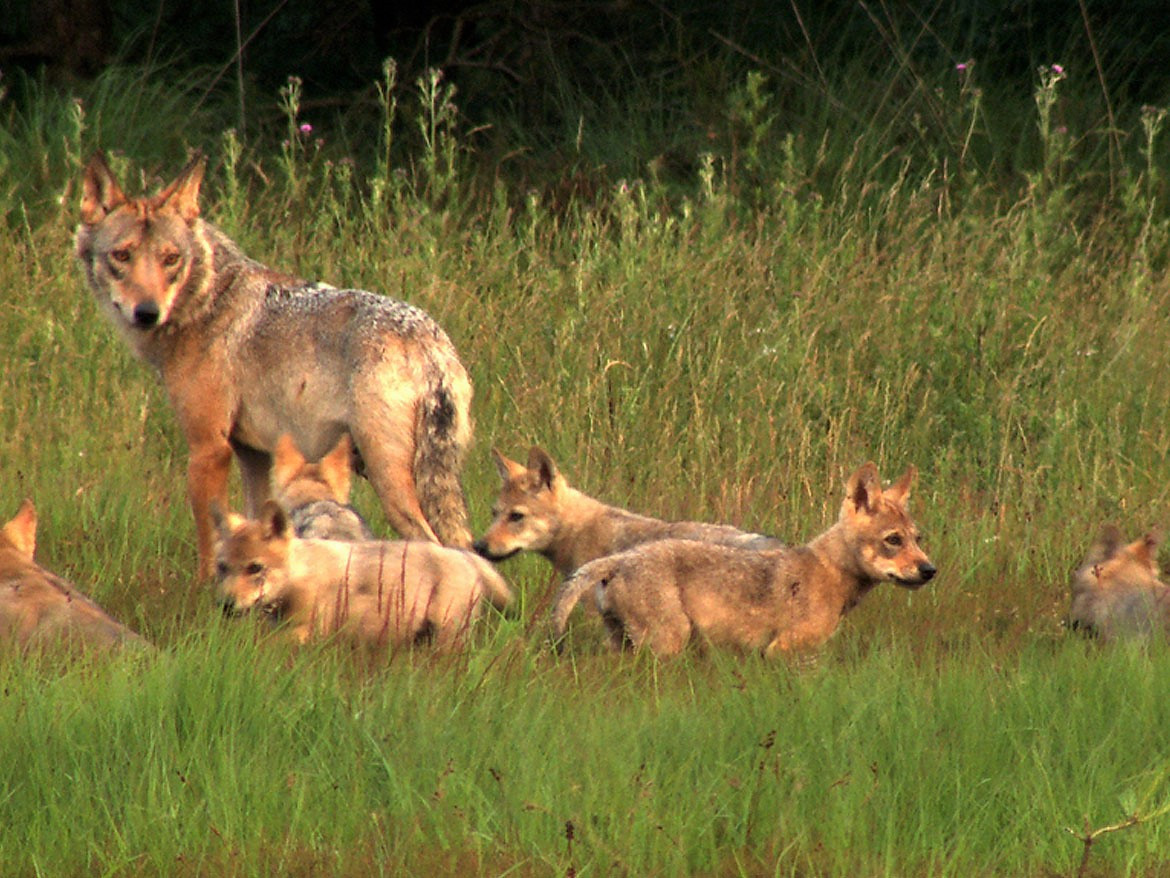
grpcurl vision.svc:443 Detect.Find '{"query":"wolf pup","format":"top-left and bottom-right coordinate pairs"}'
top-left (272, 433), bottom-right (374, 541)
top-left (214, 501), bottom-right (512, 648)
top-left (0, 499), bottom-right (145, 649)
top-left (1067, 524), bottom-right (1170, 641)
top-left (474, 446), bottom-right (782, 578)
top-left (76, 152), bottom-right (474, 579)
top-left (552, 462), bottom-right (935, 656)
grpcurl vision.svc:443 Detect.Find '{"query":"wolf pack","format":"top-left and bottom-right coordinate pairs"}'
top-left (2, 152), bottom-right (1166, 655)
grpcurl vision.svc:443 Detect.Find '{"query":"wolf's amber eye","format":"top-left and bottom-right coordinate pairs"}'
top-left (884, 533), bottom-right (903, 547)
top-left (162, 251), bottom-right (181, 268)
top-left (245, 562), bottom-right (264, 576)
top-left (507, 511), bottom-right (525, 523)
top-left (110, 248), bottom-right (131, 263)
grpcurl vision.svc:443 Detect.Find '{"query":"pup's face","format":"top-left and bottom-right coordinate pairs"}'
top-left (841, 463), bottom-right (937, 588)
top-left (474, 448), bottom-right (563, 560)
top-left (212, 503), bottom-right (292, 616)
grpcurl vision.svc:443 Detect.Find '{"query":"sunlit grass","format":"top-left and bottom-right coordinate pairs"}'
top-left (2, 52), bottom-right (1170, 875)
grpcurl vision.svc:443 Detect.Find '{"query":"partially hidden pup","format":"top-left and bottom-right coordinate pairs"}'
top-left (272, 433), bottom-right (374, 541)
top-left (1067, 524), bottom-right (1170, 640)
top-left (76, 152), bottom-right (474, 579)
top-left (552, 462), bottom-right (936, 656)
top-left (474, 446), bottom-right (782, 578)
top-left (214, 501), bottom-right (512, 648)
top-left (1, 499), bottom-right (145, 649)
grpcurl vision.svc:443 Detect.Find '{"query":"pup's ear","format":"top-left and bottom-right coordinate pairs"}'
top-left (318, 434), bottom-right (354, 500)
top-left (1084, 523), bottom-right (1124, 565)
top-left (1, 499), bottom-right (38, 560)
top-left (209, 500), bottom-right (230, 536)
top-left (80, 152), bottom-right (127, 225)
top-left (272, 434), bottom-right (304, 488)
top-left (844, 462), bottom-right (882, 515)
top-left (491, 448), bottom-right (525, 481)
top-left (1125, 531), bottom-right (1161, 573)
top-left (154, 151), bottom-right (206, 222)
top-left (260, 500), bottom-right (290, 540)
top-left (885, 465), bottom-right (917, 505)
top-left (527, 446), bottom-right (561, 492)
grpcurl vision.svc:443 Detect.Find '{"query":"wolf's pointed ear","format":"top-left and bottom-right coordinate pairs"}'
top-left (318, 434), bottom-right (354, 499)
top-left (80, 152), bottom-right (127, 225)
top-left (272, 434), bottom-right (304, 486)
top-left (491, 448), bottom-right (525, 481)
top-left (527, 446), bottom-right (560, 492)
top-left (209, 500), bottom-right (230, 535)
top-left (1127, 531), bottom-right (1161, 572)
top-left (1084, 523), bottom-right (1124, 565)
top-left (1, 499), bottom-right (38, 560)
top-left (260, 500), bottom-right (290, 540)
top-left (885, 465), bottom-right (917, 505)
top-left (844, 462), bottom-right (882, 515)
top-left (154, 152), bottom-right (206, 221)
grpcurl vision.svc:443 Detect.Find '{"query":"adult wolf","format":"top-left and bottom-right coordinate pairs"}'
top-left (76, 152), bottom-right (473, 579)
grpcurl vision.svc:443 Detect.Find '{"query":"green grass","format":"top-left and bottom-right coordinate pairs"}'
top-left (3, 50), bottom-right (1170, 875)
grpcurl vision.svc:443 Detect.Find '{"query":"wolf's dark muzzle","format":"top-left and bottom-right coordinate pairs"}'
top-left (133, 302), bottom-right (160, 327)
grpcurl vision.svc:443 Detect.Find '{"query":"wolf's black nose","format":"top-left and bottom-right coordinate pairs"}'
top-left (133, 302), bottom-right (160, 327)
top-left (472, 539), bottom-right (488, 557)
top-left (919, 562), bottom-right (937, 581)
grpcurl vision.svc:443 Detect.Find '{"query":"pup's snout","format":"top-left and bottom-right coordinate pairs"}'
top-left (472, 539), bottom-right (488, 557)
top-left (133, 301), bottom-right (160, 327)
top-left (918, 562), bottom-right (937, 582)
top-left (218, 594), bottom-right (239, 617)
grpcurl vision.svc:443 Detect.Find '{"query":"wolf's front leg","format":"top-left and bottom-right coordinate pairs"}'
top-left (187, 439), bottom-right (234, 580)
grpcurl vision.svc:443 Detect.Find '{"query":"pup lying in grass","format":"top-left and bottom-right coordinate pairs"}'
top-left (1067, 524), bottom-right (1170, 641)
top-left (475, 446), bottom-right (782, 578)
top-left (214, 501), bottom-right (512, 648)
top-left (272, 433), bottom-right (374, 541)
top-left (552, 462), bottom-right (935, 656)
top-left (1, 499), bottom-right (145, 650)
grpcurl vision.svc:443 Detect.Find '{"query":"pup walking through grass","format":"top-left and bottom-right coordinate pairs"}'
top-left (552, 462), bottom-right (935, 656)
top-left (75, 152), bottom-right (474, 580)
top-left (475, 446), bottom-right (782, 577)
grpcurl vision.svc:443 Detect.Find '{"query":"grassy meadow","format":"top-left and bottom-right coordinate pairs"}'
top-left (3, 48), bottom-right (1170, 875)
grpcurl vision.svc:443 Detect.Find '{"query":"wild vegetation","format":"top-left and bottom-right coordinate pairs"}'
top-left (2, 8), bottom-right (1170, 874)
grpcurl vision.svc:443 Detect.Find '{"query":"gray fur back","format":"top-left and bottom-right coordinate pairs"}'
top-left (288, 500), bottom-right (375, 542)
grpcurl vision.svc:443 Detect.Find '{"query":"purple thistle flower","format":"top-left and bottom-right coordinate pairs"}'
top-left (1051, 64), bottom-right (1064, 75)
top-left (299, 122), bottom-right (313, 135)
top-left (956, 62), bottom-right (968, 72)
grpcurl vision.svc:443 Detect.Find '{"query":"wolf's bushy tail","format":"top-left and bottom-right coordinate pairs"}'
top-left (414, 346), bottom-right (474, 548)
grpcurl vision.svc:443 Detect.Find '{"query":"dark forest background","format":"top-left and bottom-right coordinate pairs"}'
top-left (4, 1), bottom-right (1170, 186)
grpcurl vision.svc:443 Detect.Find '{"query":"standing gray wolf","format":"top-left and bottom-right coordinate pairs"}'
top-left (551, 462), bottom-right (936, 656)
top-left (474, 446), bottom-right (782, 578)
top-left (1067, 524), bottom-right (1170, 640)
top-left (272, 433), bottom-right (375, 541)
top-left (76, 152), bottom-right (473, 579)
top-left (214, 501), bottom-right (512, 648)
top-left (1, 499), bottom-right (145, 649)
